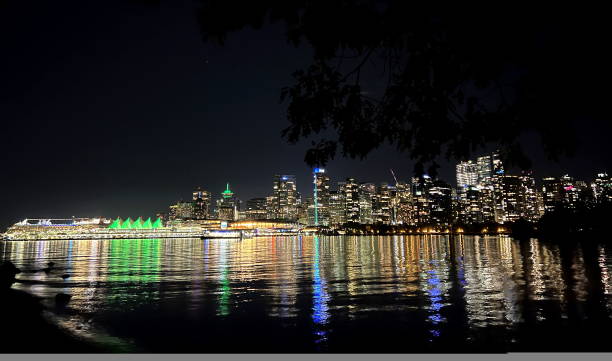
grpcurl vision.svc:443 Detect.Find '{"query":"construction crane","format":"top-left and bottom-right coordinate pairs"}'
top-left (390, 169), bottom-right (399, 186)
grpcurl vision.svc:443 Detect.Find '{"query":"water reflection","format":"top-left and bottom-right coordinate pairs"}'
top-left (1, 235), bottom-right (612, 352)
top-left (312, 236), bottom-right (330, 346)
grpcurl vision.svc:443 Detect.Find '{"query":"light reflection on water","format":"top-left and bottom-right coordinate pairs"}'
top-left (2, 235), bottom-right (612, 352)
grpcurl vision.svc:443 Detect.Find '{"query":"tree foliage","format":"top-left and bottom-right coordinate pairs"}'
top-left (197, 1), bottom-right (611, 175)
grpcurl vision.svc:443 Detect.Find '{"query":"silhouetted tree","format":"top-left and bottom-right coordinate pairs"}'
top-left (197, 2), bottom-right (611, 174)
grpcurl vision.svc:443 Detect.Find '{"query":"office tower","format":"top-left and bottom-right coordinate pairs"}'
top-left (428, 180), bottom-right (453, 226)
top-left (192, 187), bottom-right (211, 220)
top-left (271, 175), bottom-right (299, 221)
top-left (312, 168), bottom-right (330, 226)
top-left (217, 183), bottom-right (238, 221)
top-left (329, 190), bottom-right (346, 226)
top-left (265, 195), bottom-right (275, 219)
top-left (492, 150), bottom-right (505, 175)
top-left (592, 172), bottom-right (612, 203)
top-left (245, 198), bottom-right (268, 220)
top-left (297, 197), bottom-right (310, 225)
top-left (340, 178), bottom-right (360, 223)
top-left (411, 176), bottom-right (432, 225)
top-left (394, 181), bottom-right (413, 225)
top-left (519, 173), bottom-right (539, 222)
top-left (358, 183), bottom-right (375, 224)
top-left (456, 161), bottom-right (479, 189)
top-left (476, 155), bottom-right (493, 186)
top-left (496, 175), bottom-right (522, 223)
top-left (373, 183), bottom-right (392, 224)
top-left (542, 177), bottom-right (564, 212)
top-left (169, 201), bottom-right (194, 220)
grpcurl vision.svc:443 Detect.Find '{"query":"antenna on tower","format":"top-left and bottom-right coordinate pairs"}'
top-left (390, 169), bottom-right (399, 186)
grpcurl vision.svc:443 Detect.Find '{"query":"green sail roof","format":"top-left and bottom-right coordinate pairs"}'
top-left (120, 217), bottom-right (133, 229)
top-left (142, 217), bottom-right (152, 229)
top-left (108, 217), bottom-right (122, 229)
top-left (152, 217), bottom-right (163, 228)
top-left (132, 217), bottom-right (143, 229)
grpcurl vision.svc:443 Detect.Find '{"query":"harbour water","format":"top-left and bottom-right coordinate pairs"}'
top-left (2, 235), bottom-right (612, 352)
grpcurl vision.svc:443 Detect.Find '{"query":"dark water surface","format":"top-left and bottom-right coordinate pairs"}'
top-left (2, 235), bottom-right (612, 352)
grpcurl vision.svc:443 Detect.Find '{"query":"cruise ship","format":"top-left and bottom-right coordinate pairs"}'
top-left (1, 217), bottom-right (303, 241)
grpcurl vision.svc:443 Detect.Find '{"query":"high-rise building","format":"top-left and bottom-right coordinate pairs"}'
top-left (428, 180), bottom-right (453, 226)
top-left (411, 175), bottom-right (433, 225)
top-left (394, 181), bottom-right (413, 225)
top-left (592, 172), bottom-right (612, 203)
top-left (542, 177), bottom-right (564, 212)
top-left (373, 183), bottom-right (392, 224)
top-left (328, 190), bottom-right (346, 226)
top-left (358, 183), bottom-right (375, 224)
top-left (271, 175), bottom-right (299, 221)
top-left (340, 178), bottom-right (360, 223)
top-left (216, 183), bottom-right (238, 221)
top-left (476, 155), bottom-right (493, 186)
top-left (192, 187), bottom-right (211, 220)
top-left (311, 168), bottom-right (330, 226)
top-left (496, 175), bottom-right (522, 223)
top-left (169, 201), bottom-right (194, 220)
top-left (245, 198), bottom-right (268, 220)
top-left (456, 161), bottom-right (479, 189)
top-left (519, 173), bottom-right (539, 222)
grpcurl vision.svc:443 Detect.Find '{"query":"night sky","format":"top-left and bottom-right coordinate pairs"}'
top-left (1, 0), bottom-right (611, 228)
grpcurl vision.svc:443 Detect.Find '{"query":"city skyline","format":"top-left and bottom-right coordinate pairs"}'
top-left (1, 1), bottom-right (612, 230)
top-left (159, 150), bottom-right (610, 229)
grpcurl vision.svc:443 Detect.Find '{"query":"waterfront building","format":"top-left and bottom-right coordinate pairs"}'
top-left (169, 201), bottom-right (194, 220)
top-left (271, 175), bottom-right (299, 221)
top-left (245, 197), bottom-right (268, 220)
top-left (297, 197), bottom-right (310, 225)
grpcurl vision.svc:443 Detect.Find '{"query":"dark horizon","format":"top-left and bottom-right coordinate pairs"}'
top-left (1, 0), bottom-right (611, 229)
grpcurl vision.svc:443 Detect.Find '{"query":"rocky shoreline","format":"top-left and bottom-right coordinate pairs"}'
top-left (0, 261), bottom-right (104, 353)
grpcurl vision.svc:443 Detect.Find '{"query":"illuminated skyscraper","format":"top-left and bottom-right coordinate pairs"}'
top-left (358, 183), bottom-right (375, 224)
top-left (592, 172), bottom-right (612, 203)
top-left (216, 183), bottom-right (238, 221)
top-left (456, 161), bottom-right (479, 189)
top-left (169, 201), bottom-right (194, 220)
top-left (476, 155), bottom-right (493, 186)
top-left (373, 183), bottom-right (392, 224)
top-left (340, 178), bottom-right (360, 223)
top-left (271, 174), bottom-right (298, 221)
top-left (519, 173), bottom-right (540, 222)
top-left (542, 177), bottom-right (564, 212)
top-left (394, 181), bottom-right (413, 225)
top-left (428, 180), bottom-right (453, 226)
top-left (411, 175), bottom-right (432, 225)
top-left (192, 187), bottom-right (211, 219)
top-left (328, 190), bottom-right (346, 226)
top-left (311, 168), bottom-right (330, 226)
